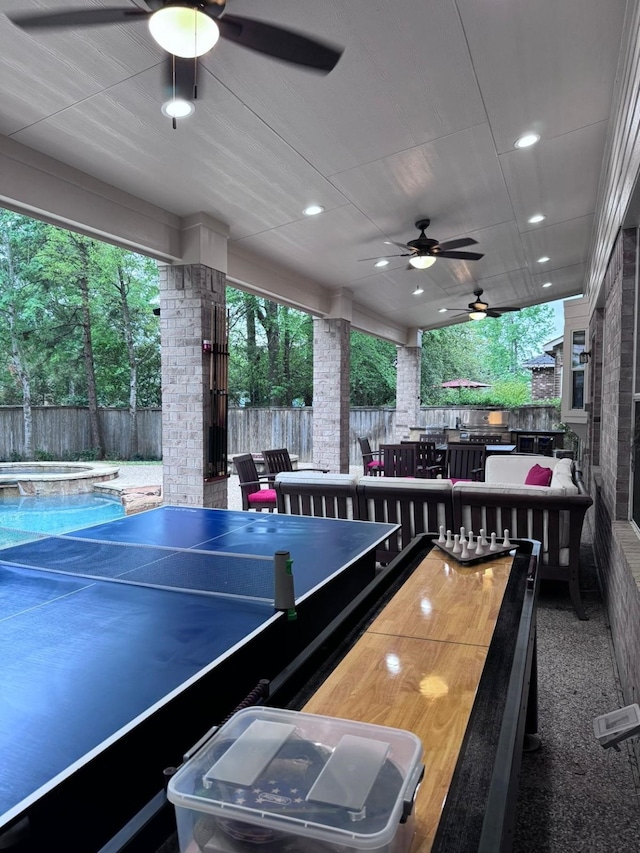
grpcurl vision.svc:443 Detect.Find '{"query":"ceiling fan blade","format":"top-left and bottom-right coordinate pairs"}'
top-left (495, 306), bottom-right (521, 313)
top-left (358, 253), bottom-right (409, 261)
top-left (437, 250), bottom-right (484, 260)
top-left (8, 8), bottom-right (148, 30)
top-left (437, 237), bottom-right (478, 252)
top-left (486, 310), bottom-right (502, 318)
top-left (218, 15), bottom-right (343, 72)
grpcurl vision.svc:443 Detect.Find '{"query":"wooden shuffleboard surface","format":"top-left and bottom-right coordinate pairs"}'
top-left (303, 546), bottom-right (516, 852)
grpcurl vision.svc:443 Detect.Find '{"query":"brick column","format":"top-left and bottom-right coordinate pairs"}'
top-left (312, 318), bottom-right (350, 472)
top-left (160, 263), bottom-right (227, 507)
top-left (395, 344), bottom-right (422, 440)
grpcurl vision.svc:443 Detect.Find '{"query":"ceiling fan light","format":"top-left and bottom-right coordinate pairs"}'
top-left (161, 98), bottom-right (195, 118)
top-left (149, 7), bottom-right (219, 58)
top-left (409, 255), bottom-right (436, 269)
top-left (469, 310), bottom-right (487, 321)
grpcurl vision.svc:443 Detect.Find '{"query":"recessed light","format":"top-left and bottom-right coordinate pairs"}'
top-left (439, 308), bottom-right (448, 313)
top-left (383, 240), bottom-right (393, 245)
top-left (514, 133), bottom-right (540, 149)
top-left (528, 214), bottom-right (546, 224)
top-left (375, 259), bottom-right (389, 267)
top-left (413, 285), bottom-right (424, 296)
top-left (537, 256), bottom-right (550, 263)
top-left (303, 205), bottom-right (324, 216)
top-left (542, 282), bottom-right (553, 288)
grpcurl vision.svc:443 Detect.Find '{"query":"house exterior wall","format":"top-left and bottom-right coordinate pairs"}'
top-left (591, 227), bottom-right (640, 712)
top-left (530, 368), bottom-right (556, 400)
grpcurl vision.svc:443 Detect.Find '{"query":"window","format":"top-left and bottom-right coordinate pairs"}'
top-left (571, 330), bottom-right (586, 410)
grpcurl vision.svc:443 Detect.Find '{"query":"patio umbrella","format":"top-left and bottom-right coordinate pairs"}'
top-left (441, 379), bottom-right (492, 389)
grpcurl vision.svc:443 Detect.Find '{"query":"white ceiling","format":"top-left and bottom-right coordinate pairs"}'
top-left (0, 0), bottom-right (628, 338)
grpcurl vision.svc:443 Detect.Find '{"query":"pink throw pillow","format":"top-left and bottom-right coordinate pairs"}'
top-left (524, 464), bottom-right (553, 487)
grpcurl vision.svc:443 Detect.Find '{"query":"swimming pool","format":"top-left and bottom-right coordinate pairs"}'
top-left (0, 493), bottom-right (125, 547)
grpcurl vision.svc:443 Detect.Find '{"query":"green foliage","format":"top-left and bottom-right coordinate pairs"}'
top-left (0, 209), bottom-right (160, 410)
top-left (226, 288), bottom-right (313, 406)
top-left (1, 210), bottom-right (560, 427)
top-left (421, 305), bottom-right (556, 407)
top-left (34, 449), bottom-right (56, 461)
top-left (350, 331), bottom-right (396, 405)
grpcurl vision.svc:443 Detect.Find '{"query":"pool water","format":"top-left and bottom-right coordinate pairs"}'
top-left (0, 494), bottom-right (125, 547)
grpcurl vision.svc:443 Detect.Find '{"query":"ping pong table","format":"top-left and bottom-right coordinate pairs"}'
top-left (0, 505), bottom-right (397, 852)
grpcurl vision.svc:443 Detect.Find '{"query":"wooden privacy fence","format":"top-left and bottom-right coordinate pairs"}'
top-left (0, 405), bottom-right (560, 463)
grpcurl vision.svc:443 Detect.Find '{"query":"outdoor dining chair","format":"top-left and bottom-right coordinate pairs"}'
top-left (414, 441), bottom-right (447, 478)
top-left (358, 437), bottom-right (384, 476)
top-left (444, 442), bottom-right (486, 481)
top-left (380, 443), bottom-right (416, 477)
top-left (262, 448), bottom-right (329, 477)
top-left (234, 453), bottom-right (277, 512)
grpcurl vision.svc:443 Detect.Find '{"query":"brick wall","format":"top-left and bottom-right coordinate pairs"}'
top-left (591, 227), bottom-right (640, 716)
top-left (530, 368), bottom-right (556, 400)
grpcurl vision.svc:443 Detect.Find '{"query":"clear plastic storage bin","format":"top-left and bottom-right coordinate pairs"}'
top-left (167, 706), bottom-right (424, 853)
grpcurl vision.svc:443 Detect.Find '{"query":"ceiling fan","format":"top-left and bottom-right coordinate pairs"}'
top-left (360, 218), bottom-right (484, 269)
top-left (7, 2), bottom-right (343, 72)
top-left (446, 288), bottom-right (521, 321)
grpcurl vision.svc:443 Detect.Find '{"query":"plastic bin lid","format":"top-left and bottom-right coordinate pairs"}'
top-left (167, 707), bottom-right (423, 850)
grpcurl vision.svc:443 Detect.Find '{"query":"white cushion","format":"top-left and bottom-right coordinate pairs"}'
top-left (484, 454), bottom-right (560, 485)
top-left (357, 477), bottom-right (452, 494)
top-left (359, 478), bottom-right (451, 533)
top-left (452, 481), bottom-right (565, 497)
top-left (550, 459), bottom-right (579, 495)
top-left (455, 484), bottom-right (571, 556)
top-left (275, 472), bottom-right (357, 486)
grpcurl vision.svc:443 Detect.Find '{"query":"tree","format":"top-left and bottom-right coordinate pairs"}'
top-left (421, 305), bottom-right (556, 406)
top-left (226, 288), bottom-right (313, 406)
top-left (420, 325), bottom-right (480, 403)
top-left (350, 331), bottom-right (396, 406)
top-left (32, 230), bottom-right (105, 456)
top-left (469, 304), bottom-right (555, 380)
top-left (92, 246), bottom-right (160, 455)
top-left (0, 211), bottom-right (50, 457)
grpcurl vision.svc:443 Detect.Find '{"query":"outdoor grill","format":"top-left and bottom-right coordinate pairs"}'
top-left (459, 410), bottom-right (511, 441)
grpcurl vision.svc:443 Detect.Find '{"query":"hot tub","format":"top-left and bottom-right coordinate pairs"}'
top-left (0, 462), bottom-right (119, 497)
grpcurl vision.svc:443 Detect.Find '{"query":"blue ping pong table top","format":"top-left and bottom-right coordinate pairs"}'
top-left (52, 505), bottom-right (397, 600)
top-left (0, 506), bottom-right (396, 827)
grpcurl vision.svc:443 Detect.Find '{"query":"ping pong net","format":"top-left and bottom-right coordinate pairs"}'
top-left (0, 528), bottom-right (277, 603)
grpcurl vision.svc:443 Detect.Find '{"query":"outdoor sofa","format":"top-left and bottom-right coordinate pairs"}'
top-left (274, 455), bottom-right (592, 619)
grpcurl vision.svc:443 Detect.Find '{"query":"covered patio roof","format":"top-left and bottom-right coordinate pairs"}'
top-left (0, 0), bottom-right (628, 345)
